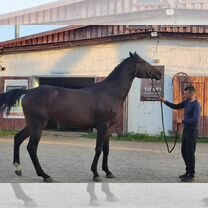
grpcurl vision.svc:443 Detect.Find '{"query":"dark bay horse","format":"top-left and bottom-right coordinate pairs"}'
top-left (0, 52), bottom-right (161, 182)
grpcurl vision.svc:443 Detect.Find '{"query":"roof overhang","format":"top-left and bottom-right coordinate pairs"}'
top-left (1, 25), bottom-right (208, 55)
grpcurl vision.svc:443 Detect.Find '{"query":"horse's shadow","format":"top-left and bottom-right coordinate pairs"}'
top-left (87, 183), bottom-right (119, 206)
top-left (11, 183), bottom-right (36, 207)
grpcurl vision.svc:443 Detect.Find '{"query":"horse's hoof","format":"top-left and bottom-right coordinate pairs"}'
top-left (43, 176), bottom-right (53, 183)
top-left (15, 170), bottom-right (22, 177)
top-left (93, 176), bottom-right (102, 182)
top-left (106, 173), bottom-right (115, 179)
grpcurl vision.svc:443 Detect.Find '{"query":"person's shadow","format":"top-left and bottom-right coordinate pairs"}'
top-left (87, 183), bottom-right (119, 206)
top-left (11, 183), bottom-right (36, 207)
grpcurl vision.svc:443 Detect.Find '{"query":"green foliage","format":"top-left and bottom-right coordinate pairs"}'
top-left (0, 131), bottom-right (17, 137)
top-left (84, 132), bottom-right (208, 143)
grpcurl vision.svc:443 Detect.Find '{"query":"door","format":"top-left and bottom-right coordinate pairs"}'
top-left (203, 78), bottom-right (208, 136)
top-left (173, 76), bottom-right (205, 136)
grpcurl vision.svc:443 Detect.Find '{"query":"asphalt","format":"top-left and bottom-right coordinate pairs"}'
top-left (0, 132), bottom-right (208, 183)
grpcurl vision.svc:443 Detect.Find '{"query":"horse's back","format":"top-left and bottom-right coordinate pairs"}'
top-left (22, 85), bottom-right (98, 127)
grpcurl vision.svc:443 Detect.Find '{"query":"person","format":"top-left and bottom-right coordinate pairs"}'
top-left (160, 85), bottom-right (201, 182)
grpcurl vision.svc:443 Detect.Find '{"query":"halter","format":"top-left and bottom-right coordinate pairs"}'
top-left (133, 59), bottom-right (179, 153)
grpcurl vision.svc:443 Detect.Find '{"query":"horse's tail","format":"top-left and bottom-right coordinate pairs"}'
top-left (0, 89), bottom-right (28, 115)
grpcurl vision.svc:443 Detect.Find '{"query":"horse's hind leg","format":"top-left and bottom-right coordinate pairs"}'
top-left (91, 124), bottom-right (109, 182)
top-left (13, 127), bottom-right (30, 176)
top-left (102, 138), bottom-right (115, 179)
top-left (27, 120), bottom-right (52, 182)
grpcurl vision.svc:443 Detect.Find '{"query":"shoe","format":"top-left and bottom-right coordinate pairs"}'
top-left (180, 174), bottom-right (195, 182)
top-left (179, 173), bottom-right (188, 179)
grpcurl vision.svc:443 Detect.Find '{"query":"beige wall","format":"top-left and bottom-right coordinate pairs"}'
top-left (1, 38), bottom-right (208, 134)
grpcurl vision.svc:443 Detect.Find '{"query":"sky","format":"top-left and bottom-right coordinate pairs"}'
top-left (0, 0), bottom-right (64, 42)
top-left (0, 25), bottom-right (65, 42)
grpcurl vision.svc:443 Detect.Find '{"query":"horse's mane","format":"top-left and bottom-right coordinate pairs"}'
top-left (104, 57), bottom-right (131, 82)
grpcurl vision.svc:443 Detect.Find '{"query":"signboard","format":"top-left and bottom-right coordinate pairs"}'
top-left (3, 79), bottom-right (28, 119)
top-left (140, 66), bottom-right (164, 101)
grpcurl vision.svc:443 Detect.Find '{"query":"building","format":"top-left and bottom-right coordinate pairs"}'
top-left (0, 25), bottom-right (208, 136)
top-left (0, 0), bottom-right (208, 25)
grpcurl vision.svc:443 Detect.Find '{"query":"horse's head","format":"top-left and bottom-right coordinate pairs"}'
top-left (129, 52), bottom-right (161, 80)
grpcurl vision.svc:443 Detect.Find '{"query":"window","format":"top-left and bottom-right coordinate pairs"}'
top-left (3, 79), bottom-right (28, 119)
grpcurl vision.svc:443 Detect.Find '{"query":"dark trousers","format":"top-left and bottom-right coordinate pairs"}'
top-left (181, 128), bottom-right (198, 175)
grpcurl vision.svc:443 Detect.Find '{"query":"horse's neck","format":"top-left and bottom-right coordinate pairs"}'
top-left (104, 62), bottom-right (135, 103)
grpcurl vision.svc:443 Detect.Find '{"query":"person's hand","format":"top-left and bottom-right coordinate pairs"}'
top-left (159, 97), bottom-right (166, 103)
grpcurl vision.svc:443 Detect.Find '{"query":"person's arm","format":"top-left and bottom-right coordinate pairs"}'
top-left (159, 97), bottom-right (185, 110)
top-left (183, 103), bottom-right (201, 126)
top-left (164, 100), bottom-right (186, 110)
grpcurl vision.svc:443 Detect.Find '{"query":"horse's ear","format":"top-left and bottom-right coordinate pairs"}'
top-left (134, 52), bottom-right (144, 61)
top-left (129, 52), bottom-right (134, 58)
top-left (134, 52), bottom-right (140, 58)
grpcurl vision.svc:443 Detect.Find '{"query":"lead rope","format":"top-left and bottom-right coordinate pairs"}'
top-left (150, 79), bottom-right (179, 153)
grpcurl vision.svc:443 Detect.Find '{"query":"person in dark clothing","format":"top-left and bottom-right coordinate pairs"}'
top-left (160, 85), bottom-right (201, 182)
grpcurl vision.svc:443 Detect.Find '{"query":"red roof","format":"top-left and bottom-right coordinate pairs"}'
top-left (1, 25), bottom-right (208, 54)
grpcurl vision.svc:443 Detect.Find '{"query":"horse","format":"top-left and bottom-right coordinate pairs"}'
top-left (0, 52), bottom-right (161, 182)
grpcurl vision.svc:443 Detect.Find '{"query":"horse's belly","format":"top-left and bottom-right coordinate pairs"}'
top-left (49, 110), bottom-right (95, 128)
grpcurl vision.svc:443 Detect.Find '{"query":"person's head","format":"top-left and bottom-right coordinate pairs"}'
top-left (183, 85), bottom-right (196, 100)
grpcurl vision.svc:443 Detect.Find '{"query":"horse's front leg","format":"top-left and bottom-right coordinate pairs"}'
top-left (91, 124), bottom-right (108, 182)
top-left (102, 137), bottom-right (115, 179)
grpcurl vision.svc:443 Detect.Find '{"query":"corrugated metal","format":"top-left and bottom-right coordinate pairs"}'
top-left (177, 0), bottom-right (208, 10)
top-left (0, 0), bottom-right (208, 25)
top-left (0, 0), bottom-right (84, 24)
top-left (1, 25), bottom-right (208, 52)
top-left (136, 1), bottom-right (169, 11)
top-left (0, 0), bottom-right (139, 25)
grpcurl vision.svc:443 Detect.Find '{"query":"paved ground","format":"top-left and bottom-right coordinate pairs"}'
top-left (0, 131), bottom-right (208, 183)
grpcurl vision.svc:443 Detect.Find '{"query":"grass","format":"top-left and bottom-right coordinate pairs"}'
top-left (1, 130), bottom-right (208, 143)
top-left (0, 131), bottom-right (17, 137)
top-left (84, 132), bottom-right (208, 143)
